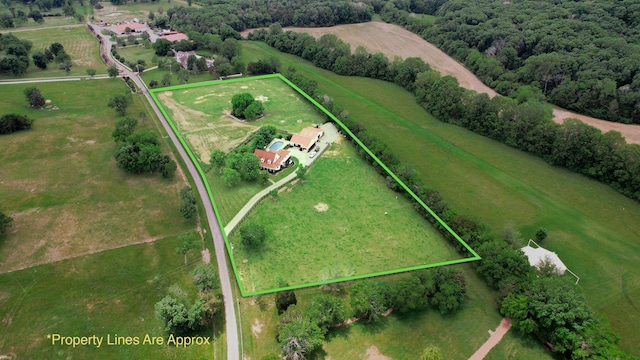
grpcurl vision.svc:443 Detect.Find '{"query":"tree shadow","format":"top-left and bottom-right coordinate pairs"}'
top-left (324, 323), bottom-right (352, 341)
top-left (359, 316), bottom-right (389, 335)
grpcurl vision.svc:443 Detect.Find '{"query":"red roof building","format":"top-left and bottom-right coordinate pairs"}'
top-left (253, 149), bottom-right (291, 172)
top-left (290, 127), bottom-right (324, 151)
top-left (111, 23), bottom-right (148, 34)
top-left (160, 31), bottom-right (189, 42)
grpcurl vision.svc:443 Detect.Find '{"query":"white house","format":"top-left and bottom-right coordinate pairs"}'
top-left (253, 149), bottom-right (292, 173)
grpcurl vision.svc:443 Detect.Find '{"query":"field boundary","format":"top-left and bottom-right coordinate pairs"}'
top-left (149, 73), bottom-right (480, 296)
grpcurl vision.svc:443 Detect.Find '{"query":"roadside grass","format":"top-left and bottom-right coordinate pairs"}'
top-left (230, 140), bottom-right (463, 293)
top-left (142, 68), bottom-right (216, 88)
top-left (0, 235), bottom-right (216, 359)
top-left (93, 0), bottom-right (193, 23)
top-left (117, 45), bottom-right (165, 67)
top-left (0, 26), bottom-right (105, 78)
top-left (0, 79), bottom-right (194, 272)
top-left (154, 76), bottom-right (325, 224)
top-left (241, 42), bottom-right (640, 354)
top-left (238, 266), bottom-right (547, 360)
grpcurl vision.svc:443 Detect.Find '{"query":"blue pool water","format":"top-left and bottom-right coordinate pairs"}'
top-left (268, 140), bottom-right (284, 151)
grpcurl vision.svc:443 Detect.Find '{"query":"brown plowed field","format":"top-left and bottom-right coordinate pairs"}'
top-left (242, 22), bottom-right (640, 144)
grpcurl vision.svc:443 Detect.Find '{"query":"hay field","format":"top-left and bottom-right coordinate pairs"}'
top-left (0, 80), bottom-right (193, 273)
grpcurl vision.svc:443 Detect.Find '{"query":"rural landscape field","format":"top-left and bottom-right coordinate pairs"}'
top-left (1, 0), bottom-right (639, 359)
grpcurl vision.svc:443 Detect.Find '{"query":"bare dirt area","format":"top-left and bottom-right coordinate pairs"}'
top-left (314, 202), bottom-right (329, 212)
top-left (243, 22), bottom-right (640, 144)
top-left (365, 345), bottom-right (392, 360)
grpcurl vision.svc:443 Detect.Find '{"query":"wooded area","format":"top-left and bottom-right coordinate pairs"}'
top-left (381, 0), bottom-right (640, 124)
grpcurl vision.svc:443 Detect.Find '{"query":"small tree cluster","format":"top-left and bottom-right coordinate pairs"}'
top-left (231, 92), bottom-right (264, 121)
top-left (0, 33), bottom-right (32, 76)
top-left (154, 285), bottom-right (204, 335)
top-left (250, 125), bottom-right (277, 150)
top-left (238, 222), bottom-right (266, 249)
top-left (247, 57), bottom-right (280, 75)
top-left (220, 145), bottom-right (261, 187)
top-left (107, 93), bottom-right (132, 116)
top-left (179, 186), bottom-right (197, 220)
top-left (0, 114), bottom-right (33, 134)
top-left (24, 87), bottom-right (45, 108)
top-left (113, 129), bottom-right (176, 179)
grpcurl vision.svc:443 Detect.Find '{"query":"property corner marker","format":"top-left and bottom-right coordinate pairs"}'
top-left (150, 73), bottom-right (480, 297)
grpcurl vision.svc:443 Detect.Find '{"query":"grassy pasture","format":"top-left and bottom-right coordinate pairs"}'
top-left (0, 235), bottom-right (219, 359)
top-left (0, 80), bottom-right (193, 273)
top-left (117, 45), bottom-right (163, 67)
top-left (242, 41), bottom-right (640, 354)
top-left (93, 0), bottom-right (193, 23)
top-left (230, 140), bottom-right (463, 293)
top-left (141, 68), bottom-right (216, 88)
top-left (154, 76), bottom-right (325, 223)
top-left (0, 26), bottom-right (105, 78)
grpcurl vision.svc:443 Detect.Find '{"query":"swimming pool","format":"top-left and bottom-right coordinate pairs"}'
top-left (268, 140), bottom-right (284, 151)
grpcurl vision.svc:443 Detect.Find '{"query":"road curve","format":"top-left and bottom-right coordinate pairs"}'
top-left (92, 24), bottom-right (240, 359)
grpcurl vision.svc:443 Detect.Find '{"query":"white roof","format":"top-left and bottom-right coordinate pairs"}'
top-left (520, 245), bottom-right (567, 274)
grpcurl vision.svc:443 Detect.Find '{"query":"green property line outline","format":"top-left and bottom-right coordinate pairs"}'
top-left (150, 73), bottom-right (480, 297)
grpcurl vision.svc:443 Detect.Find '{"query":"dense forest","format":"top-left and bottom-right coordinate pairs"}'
top-left (381, 0), bottom-right (640, 124)
top-left (166, 0), bottom-right (373, 34)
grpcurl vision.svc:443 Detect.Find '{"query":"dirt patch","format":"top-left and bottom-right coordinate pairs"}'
top-left (365, 346), bottom-right (391, 360)
top-left (201, 248), bottom-right (210, 264)
top-left (314, 202), bottom-right (329, 212)
top-left (251, 318), bottom-right (263, 338)
top-left (242, 22), bottom-right (640, 144)
top-left (255, 95), bottom-right (269, 102)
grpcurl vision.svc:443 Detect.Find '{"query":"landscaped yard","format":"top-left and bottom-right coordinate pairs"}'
top-left (0, 26), bottom-right (105, 78)
top-left (241, 41), bottom-right (640, 354)
top-left (0, 80), bottom-right (193, 272)
top-left (153, 76), bottom-right (327, 224)
top-left (230, 139), bottom-right (466, 293)
top-left (0, 235), bottom-right (221, 359)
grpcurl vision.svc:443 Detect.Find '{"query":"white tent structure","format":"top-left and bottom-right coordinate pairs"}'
top-left (521, 239), bottom-right (580, 284)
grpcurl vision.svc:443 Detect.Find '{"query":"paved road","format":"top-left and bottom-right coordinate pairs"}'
top-left (92, 24), bottom-right (240, 360)
top-left (0, 75), bottom-right (111, 84)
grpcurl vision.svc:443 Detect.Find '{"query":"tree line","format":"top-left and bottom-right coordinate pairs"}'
top-left (280, 66), bottom-right (631, 359)
top-left (248, 25), bottom-right (640, 203)
top-left (380, 0), bottom-right (640, 124)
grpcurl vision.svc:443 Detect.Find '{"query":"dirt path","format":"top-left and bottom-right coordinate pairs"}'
top-left (469, 317), bottom-right (512, 360)
top-left (242, 22), bottom-right (640, 144)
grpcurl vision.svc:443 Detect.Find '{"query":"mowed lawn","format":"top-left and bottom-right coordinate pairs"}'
top-left (0, 235), bottom-right (218, 359)
top-left (0, 80), bottom-right (193, 272)
top-left (242, 42), bottom-right (640, 354)
top-left (117, 46), bottom-right (167, 67)
top-left (230, 140), bottom-right (464, 293)
top-left (154, 76), bottom-right (326, 224)
top-left (0, 26), bottom-right (105, 78)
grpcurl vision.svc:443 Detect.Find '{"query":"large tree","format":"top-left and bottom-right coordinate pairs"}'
top-left (107, 94), bottom-right (132, 116)
top-left (304, 293), bottom-right (348, 332)
top-left (154, 293), bottom-right (204, 335)
top-left (350, 280), bottom-right (391, 321)
top-left (277, 316), bottom-right (323, 360)
top-left (0, 211), bottom-right (13, 238)
top-left (176, 234), bottom-right (199, 264)
top-left (111, 117), bottom-right (138, 142)
top-left (231, 92), bottom-right (255, 118)
top-left (239, 222), bottom-right (266, 249)
top-left (179, 186), bottom-right (197, 219)
top-left (192, 263), bottom-right (219, 292)
top-left (209, 149), bottom-right (226, 172)
top-left (24, 87), bottom-right (45, 108)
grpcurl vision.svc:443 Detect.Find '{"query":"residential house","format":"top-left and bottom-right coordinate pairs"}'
top-left (253, 149), bottom-right (292, 173)
top-left (289, 126), bottom-right (324, 151)
top-left (111, 23), bottom-right (148, 35)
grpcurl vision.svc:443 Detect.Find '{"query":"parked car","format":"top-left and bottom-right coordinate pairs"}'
top-left (309, 152), bottom-right (317, 158)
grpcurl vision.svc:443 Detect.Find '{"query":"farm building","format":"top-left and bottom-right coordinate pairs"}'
top-left (159, 31), bottom-right (189, 42)
top-left (111, 23), bottom-right (148, 35)
top-left (253, 149), bottom-right (292, 173)
top-left (173, 50), bottom-right (214, 69)
top-left (289, 127), bottom-right (324, 151)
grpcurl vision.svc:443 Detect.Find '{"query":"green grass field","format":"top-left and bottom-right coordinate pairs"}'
top-left (0, 26), bottom-right (105, 78)
top-left (117, 45), bottom-right (165, 67)
top-left (241, 41), bottom-right (640, 354)
top-left (231, 140), bottom-right (464, 293)
top-left (153, 76), bottom-right (326, 223)
top-left (0, 235), bottom-right (220, 359)
top-left (0, 79), bottom-right (194, 272)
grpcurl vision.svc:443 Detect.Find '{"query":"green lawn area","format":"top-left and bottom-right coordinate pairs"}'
top-left (142, 68), bottom-right (217, 89)
top-left (0, 79), bottom-right (194, 272)
top-left (117, 45), bottom-right (165, 67)
top-left (0, 235), bottom-right (220, 359)
top-left (241, 41), bottom-right (640, 355)
top-left (231, 140), bottom-right (465, 293)
top-left (153, 76), bottom-right (326, 224)
top-left (0, 26), bottom-right (105, 78)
